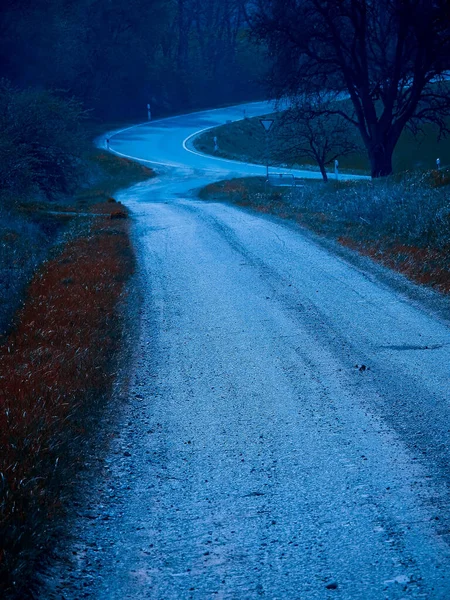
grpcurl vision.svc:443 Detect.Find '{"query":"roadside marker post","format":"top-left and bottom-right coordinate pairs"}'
top-left (437, 157), bottom-right (441, 170)
top-left (214, 136), bottom-right (219, 152)
top-left (147, 103), bottom-right (152, 121)
top-left (260, 118), bottom-right (274, 178)
top-left (335, 159), bottom-right (339, 181)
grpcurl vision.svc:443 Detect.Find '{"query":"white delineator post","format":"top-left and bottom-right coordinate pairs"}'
top-left (147, 103), bottom-right (152, 121)
top-left (335, 159), bottom-right (339, 181)
top-left (214, 136), bottom-right (219, 152)
top-left (437, 157), bottom-right (441, 170)
top-left (260, 118), bottom-right (274, 178)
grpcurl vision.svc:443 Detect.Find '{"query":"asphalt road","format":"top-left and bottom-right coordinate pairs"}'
top-left (41, 105), bottom-right (450, 599)
top-left (107, 101), bottom-right (368, 180)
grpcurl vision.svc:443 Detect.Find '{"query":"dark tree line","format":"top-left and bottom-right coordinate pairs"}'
top-left (0, 0), bottom-right (267, 120)
top-left (249, 0), bottom-right (450, 177)
top-left (3, 0), bottom-right (449, 178)
top-left (0, 81), bottom-right (87, 200)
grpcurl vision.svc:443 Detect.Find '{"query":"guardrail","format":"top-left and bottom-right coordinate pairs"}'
top-left (265, 173), bottom-right (305, 193)
top-left (267, 173), bottom-right (296, 187)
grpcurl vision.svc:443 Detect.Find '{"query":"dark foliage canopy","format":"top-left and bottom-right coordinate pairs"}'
top-left (0, 81), bottom-right (87, 199)
top-left (0, 0), bottom-right (266, 120)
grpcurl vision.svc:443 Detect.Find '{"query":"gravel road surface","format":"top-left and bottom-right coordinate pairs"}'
top-left (40, 105), bottom-right (450, 599)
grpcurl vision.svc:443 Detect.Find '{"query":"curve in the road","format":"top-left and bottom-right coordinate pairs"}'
top-left (105, 102), bottom-right (370, 181)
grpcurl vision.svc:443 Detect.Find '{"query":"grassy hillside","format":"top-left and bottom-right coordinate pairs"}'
top-left (194, 112), bottom-right (450, 175)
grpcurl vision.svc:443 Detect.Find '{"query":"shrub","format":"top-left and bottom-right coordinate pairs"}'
top-left (110, 209), bottom-right (127, 219)
top-left (0, 81), bottom-right (87, 202)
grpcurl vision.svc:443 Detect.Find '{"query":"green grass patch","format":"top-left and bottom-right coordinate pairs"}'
top-left (194, 112), bottom-right (450, 175)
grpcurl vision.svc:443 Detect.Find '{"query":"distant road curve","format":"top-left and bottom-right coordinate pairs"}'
top-left (105, 101), bottom-right (369, 180)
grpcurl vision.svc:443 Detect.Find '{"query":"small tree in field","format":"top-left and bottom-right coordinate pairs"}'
top-left (274, 96), bottom-right (359, 181)
top-left (250, 0), bottom-right (450, 178)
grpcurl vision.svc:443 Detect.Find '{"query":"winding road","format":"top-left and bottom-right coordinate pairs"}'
top-left (43, 104), bottom-right (450, 599)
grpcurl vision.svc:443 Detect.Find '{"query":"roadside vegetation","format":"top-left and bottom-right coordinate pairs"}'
top-left (0, 82), bottom-right (152, 340)
top-left (0, 84), bottom-right (154, 598)
top-left (199, 169), bottom-right (450, 293)
top-left (0, 146), bottom-right (151, 341)
top-left (194, 111), bottom-right (450, 176)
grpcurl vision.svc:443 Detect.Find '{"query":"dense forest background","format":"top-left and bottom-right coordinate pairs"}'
top-left (0, 0), bottom-right (266, 121)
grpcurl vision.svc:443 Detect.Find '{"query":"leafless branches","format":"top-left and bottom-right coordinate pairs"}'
top-left (273, 93), bottom-right (360, 181)
top-left (250, 0), bottom-right (450, 177)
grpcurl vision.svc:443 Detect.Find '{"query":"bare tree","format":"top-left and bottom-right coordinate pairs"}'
top-left (274, 95), bottom-right (359, 181)
top-left (250, 0), bottom-right (450, 178)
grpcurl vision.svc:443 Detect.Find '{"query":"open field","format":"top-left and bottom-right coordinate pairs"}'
top-left (194, 111), bottom-right (450, 175)
top-left (199, 170), bottom-right (450, 293)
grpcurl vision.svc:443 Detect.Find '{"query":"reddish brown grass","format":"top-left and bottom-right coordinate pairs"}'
top-left (338, 237), bottom-right (450, 293)
top-left (200, 176), bottom-right (450, 295)
top-left (110, 208), bottom-right (128, 219)
top-left (0, 201), bottom-right (134, 596)
top-left (429, 168), bottom-right (450, 188)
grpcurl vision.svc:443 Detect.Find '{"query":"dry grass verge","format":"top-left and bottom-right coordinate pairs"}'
top-left (0, 200), bottom-right (134, 597)
top-left (199, 170), bottom-right (450, 294)
top-left (0, 149), bottom-right (153, 342)
top-left (0, 149), bottom-right (154, 598)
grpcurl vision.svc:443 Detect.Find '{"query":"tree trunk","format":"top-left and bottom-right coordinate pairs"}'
top-left (368, 145), bottom-right (394, 178)
top-left (366, 130), bottom-right (400, 178)
top-left (319, 162), bottom-right (328, 182)
top-left (177, 0), bottom-right (188, 72)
